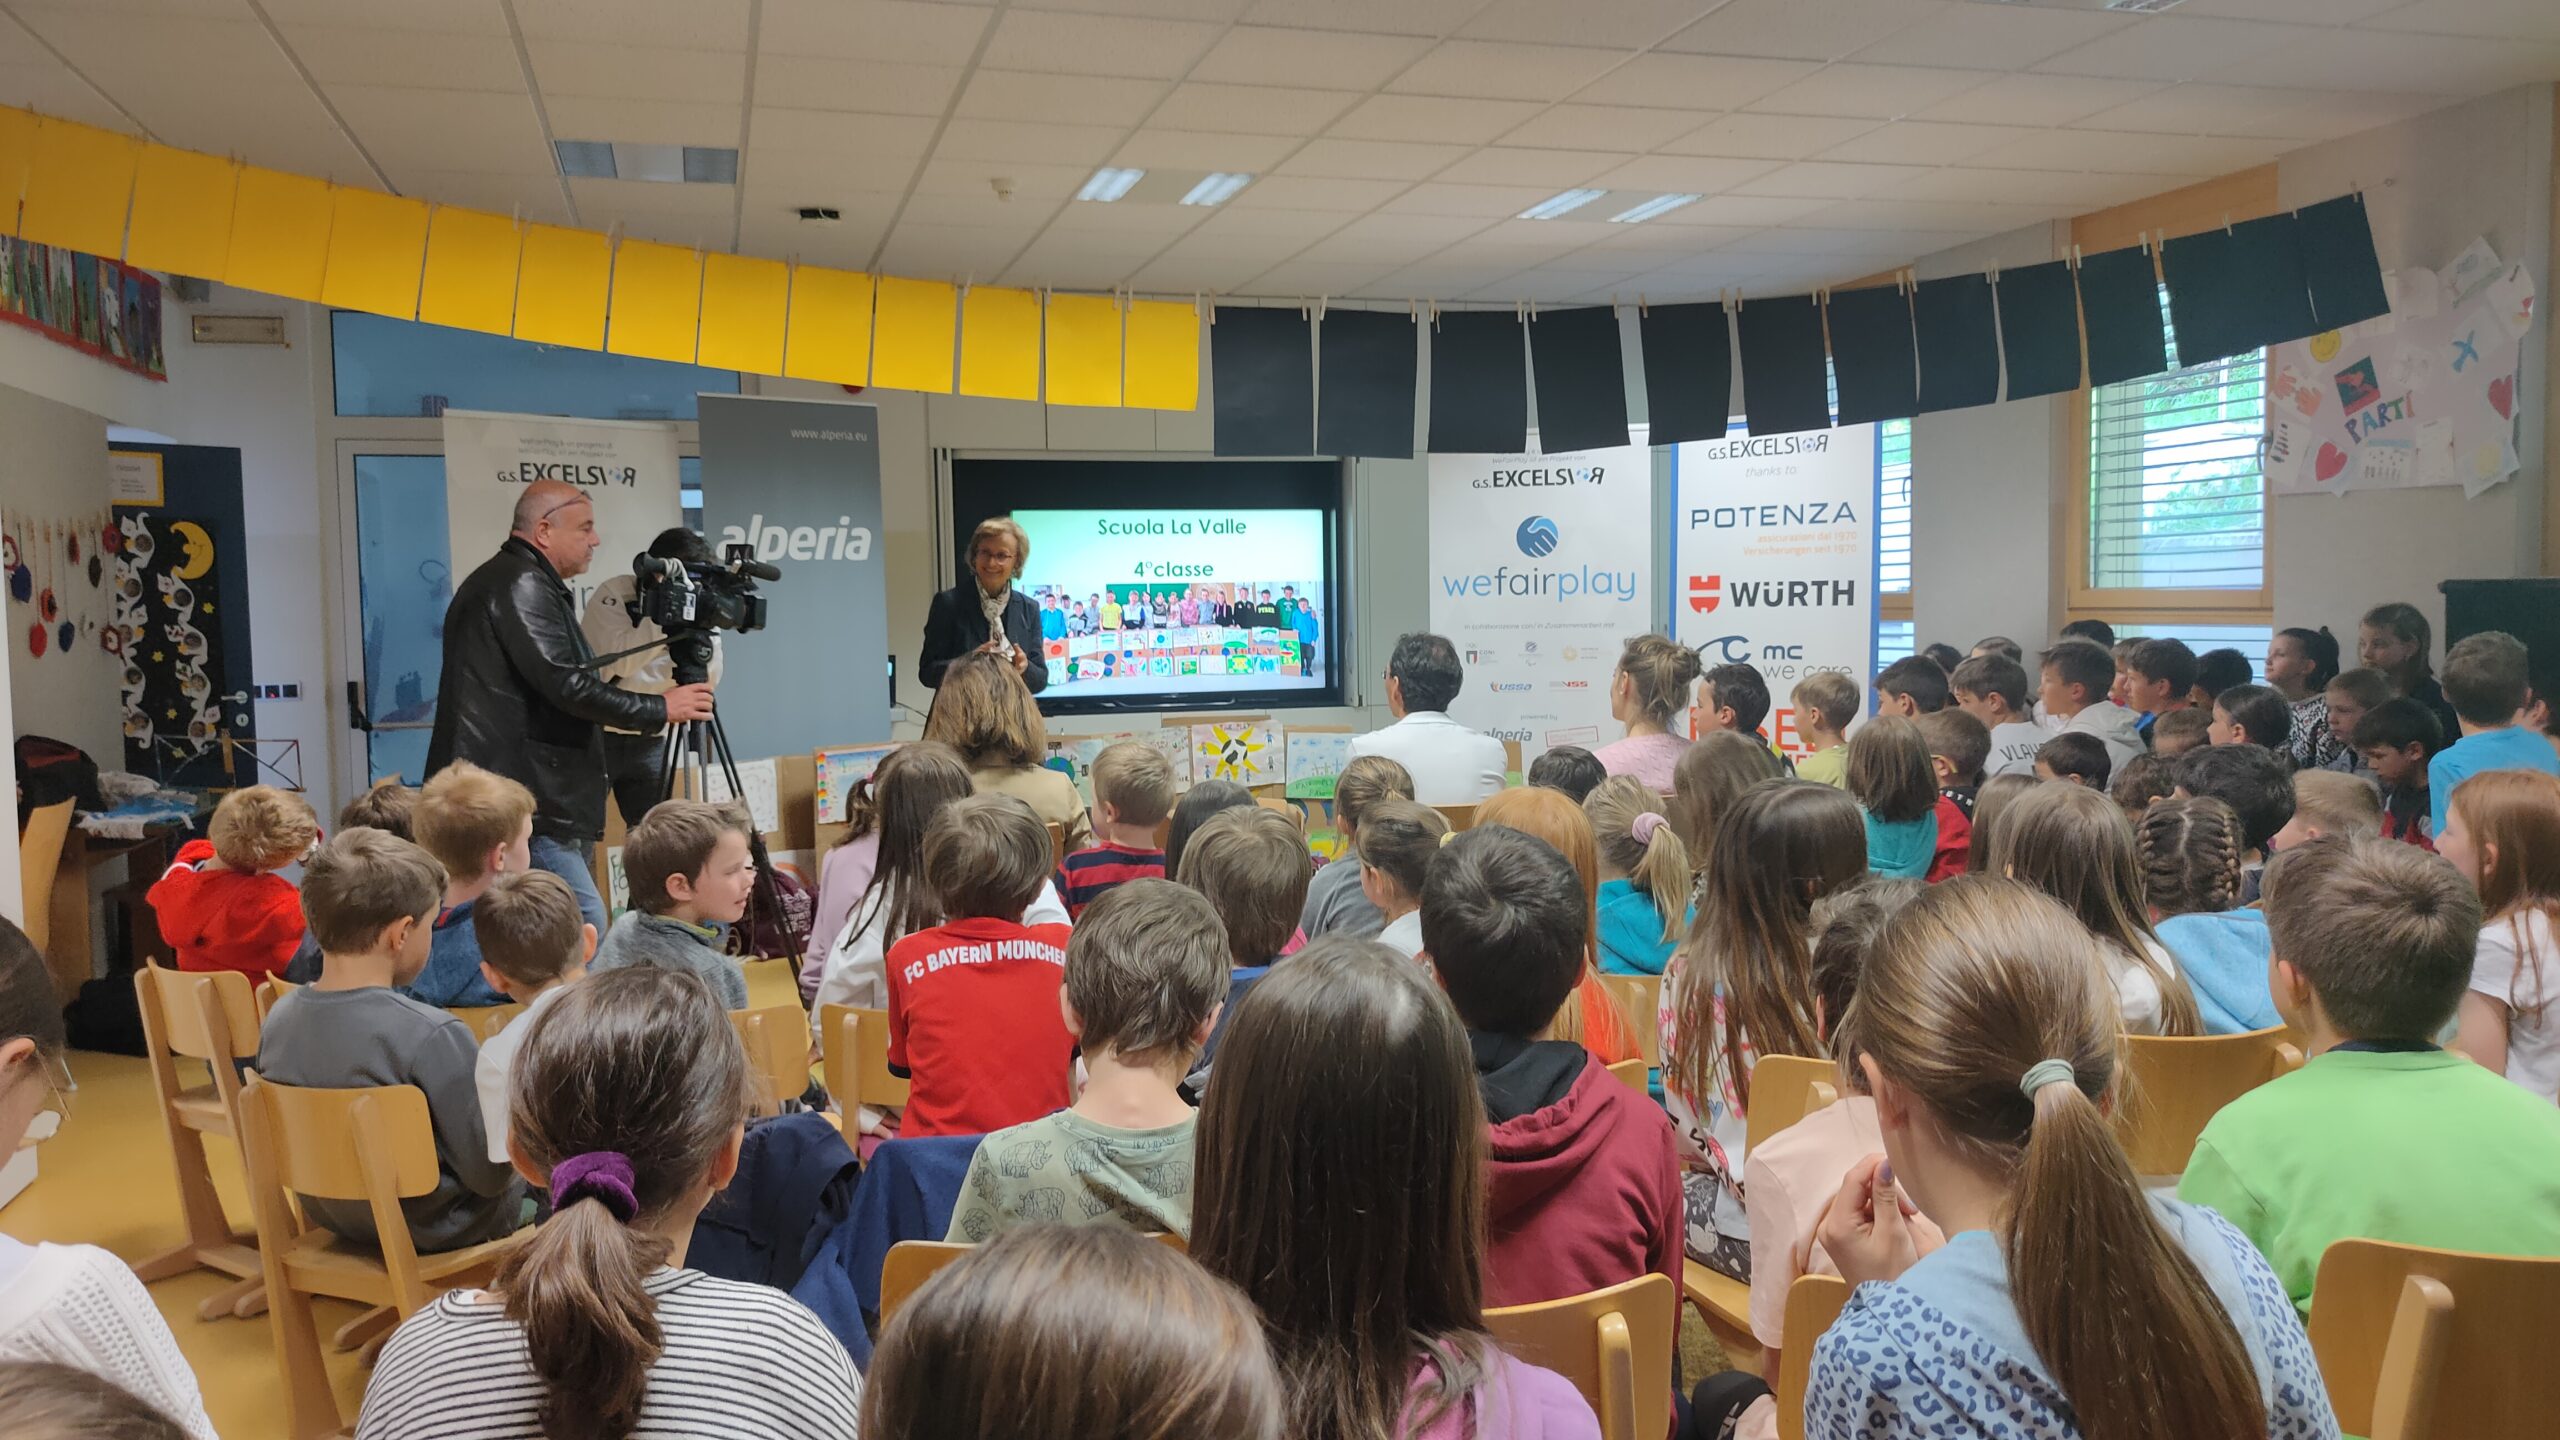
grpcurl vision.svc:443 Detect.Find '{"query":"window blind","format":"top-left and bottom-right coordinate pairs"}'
top-left (2086, 294), bottom-right (2267, 592)
top-left (1879, 417), bottom-right (1911, 597)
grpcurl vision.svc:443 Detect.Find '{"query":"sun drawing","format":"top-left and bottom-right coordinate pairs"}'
top-left (1199, 724), bottom-right (1268, 782)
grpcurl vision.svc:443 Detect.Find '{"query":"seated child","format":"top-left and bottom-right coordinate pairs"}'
top-left (1949, 654), bottom-right (2046, 779)
top-left (590, 800), bottom-right (753, 1010)
top-left (1872, 656), bottom-right (1948, 718)
top-left (1586, 778), bottom-right (1690, 976)
top-left (150, 784), bottom-right (318, 982)
top-left (1847, 718), bottom-right (1938, 879)
top-left (945, 880), bottom-right (1224, 1241)
top-left (2270, 770), bottom-right (2380, 850)
top-left (1421, 825), bottom-right (1681, 1311)
top-left (1300, 755), bottom-right (1413, 942)
top-left (2110, 751), bottom-right (2177, 821)
top-left (1525, 745), bottom-right (1606, 804)
top-left (2173, 743), bottom-right (2295, 901)
top-left (2036, 639), bottom-right (2144, 770)
top-left (1179, 806), bottom-right (1313, 1075)
top-left (2125, 637), bottom-right (2199, 744)
top-left (468, 870), bottom-right (593, 1164)
top-left (2353, 697), bottom-right (2444, 849)
top-left (2209, 683), bottom-right (2292, 755)
top-left (256, 829), bottom-right (526, 1252)
top-left (281, 781), bottom-right (415, 984)
top-left (2440, 770), bottom-right (2560, 1100)
top-left (2323, 666), bottom-right (2396, 774)
top-left (1996, 783), bottom-right (2200, 1036)
top-left (1055, 741), bottom-right (1175, 920)
top-left (1963, 773), bottom-right (2038, 875)
top-left (403, 760), bottom-right (535, 1009)
top-left (2192, 647), bottom-right (2254, 708)
top-left (2034, 731), bottom-right (2111, 790)
top-left (886, 793), bottom-right (1075, 1137)
top-left (2428, 630), bottom-right (2560, 833)
top-left (1790, 672), bottom-right (1858, 787)
top-left (1355, 798), bottom-right (1449, 960)
top-left (1916, 709), bottom-right (1986, 879)
top-left (2181, 835), bottom-right (2560, 1312)
top-left (2150, 705), bottom-right (2212, 757)
top-left (2137, 795), bottom-right (2280, 1034)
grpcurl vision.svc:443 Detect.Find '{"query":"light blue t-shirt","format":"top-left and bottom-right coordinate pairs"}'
top-left (1596, 877), bottom-right (1687, 977)
top-left (2155, 907), bottom-right (2279, 1034)
top-left (2431, 725), bottom-right (2560, 832)
top-left (1862, 810), bottom-right (1938, 879)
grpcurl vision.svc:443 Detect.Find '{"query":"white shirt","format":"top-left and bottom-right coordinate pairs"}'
top-left (473, 983), bottom-right (572, 1164)
top-left (2473, 909), bottom-right (2560, 1102)
top-left (812, 879), bottom-right (1069, 1039)
top-left (1986, 720), bottom-right (2048, 779)
top-left (0, 1238), bottom-right (218, 1439)
top-left (1375, 909), bottom-right (1424, 959)
top-left (1347, 711), bottom-right (1507, 807)
top-left (2113, 939), bottom-right (2181, 1036)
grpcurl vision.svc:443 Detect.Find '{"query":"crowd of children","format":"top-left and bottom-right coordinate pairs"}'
top-left (18, 595), bottom-right (2560, 1440)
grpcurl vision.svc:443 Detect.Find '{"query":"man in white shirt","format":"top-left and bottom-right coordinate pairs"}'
top-left (1349, 633), bottom-right (1508, 806)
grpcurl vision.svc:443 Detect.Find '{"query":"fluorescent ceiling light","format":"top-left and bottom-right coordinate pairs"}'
top-left (1078, 166), bottom-right (1145, 202)
top-left (1609, 193), bottom-right (1701, 224)
top-left (553, 139), bottom-right (738, 184)
top-left (1517, 188), bottom-right (1606, 220)
top-left (554, 140), bottom-right (614, 178)
top-left (1180, 172), bottom-right (1252, 206)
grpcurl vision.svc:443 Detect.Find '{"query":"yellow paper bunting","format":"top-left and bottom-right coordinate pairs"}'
top-left (417, 208), bottom-right (522, 336)
top-left (958, 286), bottom-right (1040, 401)
top-left (782, 265), bottom-right (874, 386)
top-left (320, 186), bottom-right (431, 319)
top-left (18, 118), bottom-right (139, 258)
top-left (605, 239), bottom-right (703, 363)
top-left (513, 224), bottom-right (611, 350)
top-left (223, 167), bottom-right (335, 303)
top-left (1124, 299), bottom-right (1201, 411)
top-left (696, 253), bottom-right (789, 375)
top-left (124, 145), bottom-right (239, 279)
top-left (871, 277), bottom-right (958, 394)
top-left (1045, 293), bottom-right (1123, 408)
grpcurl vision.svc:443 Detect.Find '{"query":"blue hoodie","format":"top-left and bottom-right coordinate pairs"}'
top-left (2154, 908), bottom-right (2279, 1034)
top-left (1596, 878), bottom-right (1687, 976)
top-left (1863, 810), bottom-right (1938, 879)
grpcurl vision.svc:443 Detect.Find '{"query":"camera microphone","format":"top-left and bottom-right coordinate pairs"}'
top-left (633, 553), bottom-right (683, 581)
top-left (727, 555), bottom-right (784, 582)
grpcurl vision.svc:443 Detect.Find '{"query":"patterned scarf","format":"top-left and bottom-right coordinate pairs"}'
top-left (978, 581), bottom-right (1011, 653)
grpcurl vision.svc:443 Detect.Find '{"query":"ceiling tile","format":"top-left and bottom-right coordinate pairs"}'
top-left (1460, 0), bottom-right (1709, 48)
top-left (1187, 205), bottom-right (1353, 240)
top-left (1968, 128), bottom-right (2281, 174)
top-left (1150, 82), bottom-right (1360, 136)
top-left (1048, 204), bottom-right (1213, 242)
top-left (979, 8), bottom-right (1222, 77)
top-left (1908, 72), bottom-right (2167, 127)
top-left (2222, 30), bottom-right (2560, 94)
top-left (544, 95), bottom-right (743, 147)
top-left (1192, 27), bottom-right (1435, 89)
top-left (1432, 147), bottom-right (1636, 187)
top-left (1500, 105), bottom-right (1711, 151)
top-left (1664, 194), bottom-right (1834, 227)
top-left (1014, 0), bottom-right (1254, 28)
top-left (1466, 218), bottom-right (1620, 250)
top-left (1813, 120), bottom-right (2038, 166)
top-left (877, 223), bottom-right (1038, 280)
top-left (0, 63), bottom-right (135, 131)
top-left (2357, 0), bottom-right (2560, 42)
top-left (1331, 211), bottom-right (1499, 245)
top-left (2070, 84), bottom-right (2335, 138)
top-left (1379, 182), bottom-right (1563, 218)
top-left (934, 117), bottom-right (1129, 165)
top-left (1275, 137), bottom-right (1472, 180)
top-left (1728, 161), bottom-right (1932, 199)
top-left (390, 170), bottom-right (576, 225)
top-left (1589, 155), bottom-right (1780, 193)
top-left (2031, 16), bottom-right (2309, 82)
top-left (754, 108), bottom-right (940, 156)
top-left (910, 158), bottom-right (1095, 201)
top-left (1390, 41), bottom-right (1632, 102)
top-left (277, 26), bottom-right (524, 91)
top-left (258, 0), bottom-right (512, 32)
top-left (1743, 63), bottom-right (1995, 120)
top-left (746, 140), bottom-right (926, 192)
top-left (736, 212), bottom-right (889, 270)
top-left (1577, 223), bottom-right (1753, 255)
top-left (1800, 196), bottom-right (2053, 231)
top-left (1881, 166), bottom-right (2148, 209)
top-left (330, 85), bottom-right (556, 175)
top-left (530, 41), bottom-right (745, 105)
top-left (2169, 0), bottom-right (2418, 20)
top-left (1659, 0), bottom-right (1957, 63)
top-left (513, 0), bottom-right (750, 50)
top-left (1239, 259), bottom-right (1399, 294)
top-left (1585, 52), bottom-right (1820, 111)
top-left (955, 71), bottom-right (1170, 128)
top-left (758, 0), bottom-right (995, 65)
top-left (1110, 129), bottom-right (1299, 170)
top-left (1127, 253), bottom-right (1287, 291)
top-left (1331, 94), bottom-right (1547, 146)
top-left (878, 192), bottom-right (1021, 230)
top-left (1295, 234), bottom-right (1447, 267)
top-left (752, 57), bottom-right (965, 116)
top-left (1495, 272), bottom-right (1640, 302)
top-left (1849, 6), bottom-right (2136, 71)
top-left (1658, 112), bottom-right (1878, 160)
top-left (1235, 0), bottom-right (1481, 36)
top-left (1229, 174), bottom-right (1415, 208)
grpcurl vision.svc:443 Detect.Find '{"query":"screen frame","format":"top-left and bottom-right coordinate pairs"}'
top-left (948, 456), bottom-right (1348, 716)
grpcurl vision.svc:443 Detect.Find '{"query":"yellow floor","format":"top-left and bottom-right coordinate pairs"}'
top-left (0, 960), bottom-right (804, 1439)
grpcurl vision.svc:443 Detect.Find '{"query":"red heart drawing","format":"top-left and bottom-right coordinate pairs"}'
top-left (2315, 443), bottom-right (2348, 483)
top-left (2490, 376), bottom-right (2514, 419)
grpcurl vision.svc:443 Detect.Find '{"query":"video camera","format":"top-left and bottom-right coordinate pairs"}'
top-left (634, 542), bottom-right (776, 639)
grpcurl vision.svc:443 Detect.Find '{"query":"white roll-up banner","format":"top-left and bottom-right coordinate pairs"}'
top-left (440, 409), bottom-right (682, 618)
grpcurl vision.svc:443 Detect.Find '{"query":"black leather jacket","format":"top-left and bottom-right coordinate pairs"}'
top-left (425, 538), bottom-right (666, 842)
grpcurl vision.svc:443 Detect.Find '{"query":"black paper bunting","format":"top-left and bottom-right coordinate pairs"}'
top-left (2162, 213), bottom-right (2315, 366)
top-left (2077, 244), bottom-right (2169, 386)
top-left (1736, 294), bottom-right (1830, 436)
top-left (1995, 261), bottom-right (2082, 402)
top-left (1528, 306), bottom-right (1630, 454)
top-left (1913, 274), bottom-right (1999, 413)
top-left (1826, 285), bottom-right (1917, 426)
top-left (1317, 308), bottom-right (1417, 458)
top-left (1428, 310), bottom-right (1528, 454)
top-left (2296, 192), bottom-right (2390, 330)
top-left (1210, 306), bottom-right (1313, 457)
top-left (1637, 302), bottom-right (1732, 445)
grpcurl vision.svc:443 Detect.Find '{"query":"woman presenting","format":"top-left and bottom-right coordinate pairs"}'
top-left (920, 516), bottom-right (1047, 694)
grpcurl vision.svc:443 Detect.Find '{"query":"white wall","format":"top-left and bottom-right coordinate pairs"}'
top-left (0, 383), bottom-right (121, 766)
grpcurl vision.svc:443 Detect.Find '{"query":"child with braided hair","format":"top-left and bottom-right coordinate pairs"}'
top-left (2137, 796), bottom-right (2280, 1034)
top-left (1586, 776), bottom-right (1694, 977)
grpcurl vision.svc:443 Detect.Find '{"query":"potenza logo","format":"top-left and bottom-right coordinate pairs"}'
top-left (1686, 574), bottom-right (1858, 613)
top-left (1687, 500), bottom-right (1859, 530)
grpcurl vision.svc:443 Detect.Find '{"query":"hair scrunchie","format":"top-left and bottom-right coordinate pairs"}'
top-left (550, 1151), bottom-right (640, 1222)
top-left (2017, 1059), bottom-right (2077, 1102)
top-left (1630, 811), bottom-right (1669, 846)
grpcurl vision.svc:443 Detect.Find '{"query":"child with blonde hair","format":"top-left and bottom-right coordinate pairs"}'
top-left (1789, 672), bottom-right (1858, 789)
top-left (468, 870), bottom-right (594, 1164)
top-left (1593, 633), bottom-right (1703, 791)
top-left (405, 760), bottom-right (538, 1008)
top-left (1055, 741), bottom-right (1176, 919)
top-left (149, 784), bottom-right (319, 981)
top-left (1585, 776), bottom-right (1692, 976)
top-left (2270, 769), bottom-right (2382, 849)
top-left (1301, 754), bottom-right (1415, 941)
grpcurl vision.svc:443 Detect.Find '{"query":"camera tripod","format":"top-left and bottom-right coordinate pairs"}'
top-left (656, 630), bottom-right (811, 989)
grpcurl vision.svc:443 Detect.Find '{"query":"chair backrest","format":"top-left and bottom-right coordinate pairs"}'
top-left (447, 1003), bottom-right (525, 1045)
top-left (2308, 1238), bottom-right (2560, 1439)
top-left (879, 1233), bottom-right (1185, 1326)
top-left (142, 965), bottom-right (263, 1063)
top-left (1045, 821), bottom-right (1064, 867)
top-left (730, 1005), bottom-right (812, 1111)
top-left (16, 797), bottom-right (74, 954)
top-left (1435, 802), bottom-right (1478, 834)
top-left (247, 1075), bottom-right (443, 1202)
top-left (1775, 1274), bottom-right (1851, 1440)
top-left (1485, 1272), bottom-right (1677, 1440)
top-left (819, 1003), bottom-right (909, 1111)
top-left (2116, 1024), bottom-right (2302, 1176)
top-left (1595, 973), bottom-right (1662, 1064)
top-left (1744, 1055), bottom-right (1841, 1154)
top-left (256, 975), bottom-right (298, 1021)
top-left (1604, 1057), bottom-right (1649, 1093)
top-left (2371, 1275), bottom-right (2455, 1440)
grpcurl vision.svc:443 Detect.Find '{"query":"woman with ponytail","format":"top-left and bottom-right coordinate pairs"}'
top-left (1584, 777), bottom-right (1693, 976)
top-left (358, 968), bottom-right (860, 1440)
top-left (1807, 878), bottom-right (2336, 1440)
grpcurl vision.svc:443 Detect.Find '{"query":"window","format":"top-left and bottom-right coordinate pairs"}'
top-left (1878, 417), bottom-right (1911, 600)
top-left (2112, 622), bottom-right (2273, 677)
top-left (332, 312), bottom-right (740, 419)
top-left (1875, 618), bottom-right (1915, 666)
top-left (2084, 300), bottom-right (2267, 595)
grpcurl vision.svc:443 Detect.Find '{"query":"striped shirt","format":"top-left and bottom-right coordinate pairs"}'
top-left (355, 1268), bottom-right (860, 1439)
top-left (1054, 843), bottom-right (1165, 919)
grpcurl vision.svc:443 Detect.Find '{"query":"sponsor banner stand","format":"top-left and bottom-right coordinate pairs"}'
top-left (1427, 429), bottom-right (1654, 766)
top-left (1671, 424), bottom-right (1879, 755)
top-left (440, 409), bottom-right (682, 617)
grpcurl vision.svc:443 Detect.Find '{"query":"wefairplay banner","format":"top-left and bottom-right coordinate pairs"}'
top-left (698, 394), bottom-right (888, 759)
top-left (1671, 424), bottom-right (1878, 754)
top-left (440, 409), bottom-right (681, 618)
top-left (1427, 430), bottom-right (1653, 764)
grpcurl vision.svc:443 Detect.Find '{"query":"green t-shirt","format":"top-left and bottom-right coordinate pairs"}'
top-left (944, 1108), bottom-right (1197, 1243)
top-left (2178, 1047), bottom-right (2560, 1313)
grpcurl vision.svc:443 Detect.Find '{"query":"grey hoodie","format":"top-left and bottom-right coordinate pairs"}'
top-left (2061, 700), bottom-right (2147, 773)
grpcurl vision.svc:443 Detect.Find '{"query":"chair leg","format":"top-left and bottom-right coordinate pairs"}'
top-left (196, 1273), bottom-right (265, 1322)
top-left (357, 1327), bottom-right (394, 1369)
top-left (229, 1280), bottom-right (269, 1320)
top-left (265, 1281), bottom-right (343, 1440)
top-left (330, 1304), bottom-right (398, 1354)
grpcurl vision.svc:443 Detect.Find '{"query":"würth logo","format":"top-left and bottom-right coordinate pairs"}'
top-left (1688, 575), bottom-right (1857, 612)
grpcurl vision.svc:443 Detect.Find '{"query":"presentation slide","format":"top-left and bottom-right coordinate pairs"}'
top-left (1013, 507), bottom-right (1330, 700)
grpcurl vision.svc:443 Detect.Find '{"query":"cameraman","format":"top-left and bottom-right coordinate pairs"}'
top-left (427, 480), bottom-right (714, 927)
top-left (582, 526), bottom-right (727, 829)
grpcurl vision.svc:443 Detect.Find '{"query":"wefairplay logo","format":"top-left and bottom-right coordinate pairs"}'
top-left (1516, 516), bottom-right (1560, 557)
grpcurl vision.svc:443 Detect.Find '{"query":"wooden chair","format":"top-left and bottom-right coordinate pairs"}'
top-left (445, 1003), bottom-right (524, 1045)
top-left (1435, 802), bottom-right (1479, 833)
top-left (256, 975), bottom-right (298, 1020)
top-left (16, 797), bottom-right (74, 955)
top-left (1596, 973), bottom-right (1662, 1065)
top-left (1045, 820), bottom-right (1065, 867)
top-left (2307, 1239), bottom-right (2560, 1440)
top-left (2116, 1025), bottom-right (2303, 1177)
top-left (1605, 1057), bottom-right (1649, 1093)
top-left (879, 1233), bottom-right (1189, 1326)
top-left (1775, 1274), bottom-right (1851, 1440)
top-left (1685, 1057), bottom-right (1841, 1367)
top-left (1486, 1272), bottom-right (1677, 1440)
top-left (730, 1005), bottom-right (816, 1113)
top-left (238, 1074), bottom-right (529, 1440)
top-left (818, 1003), bottom-right (909, 1112)
top-left (130, 965), bottom-right (268, 1320)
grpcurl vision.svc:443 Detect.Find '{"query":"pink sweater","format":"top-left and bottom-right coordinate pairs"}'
top-left (1407, 1352), bottom-right (1599, 1440)
top-left (1590, 732), bottom-right (1689, 795)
